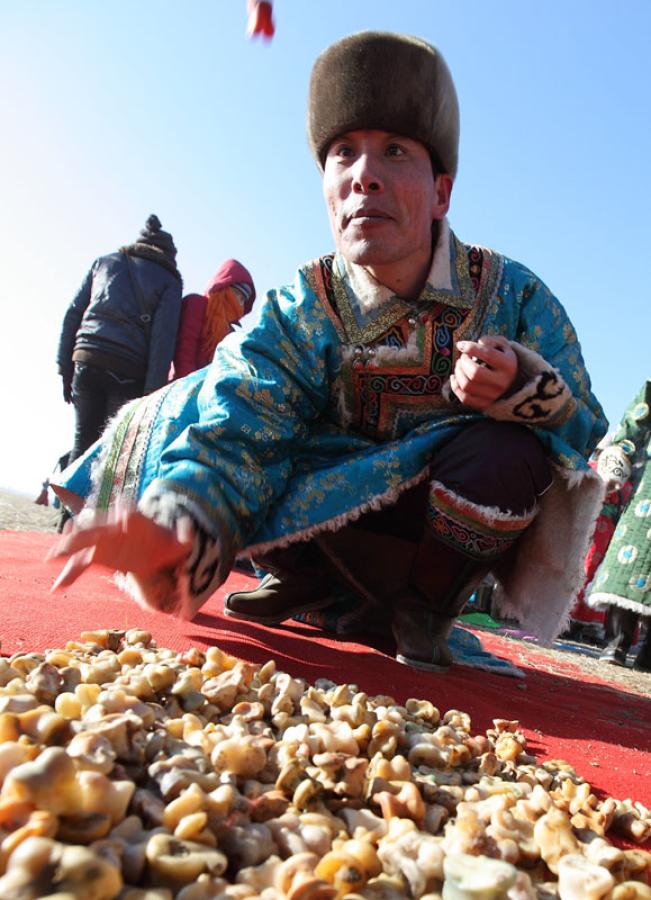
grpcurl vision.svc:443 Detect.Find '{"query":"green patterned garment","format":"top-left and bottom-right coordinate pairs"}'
top-left (590, 380), bottom-right (651, 617)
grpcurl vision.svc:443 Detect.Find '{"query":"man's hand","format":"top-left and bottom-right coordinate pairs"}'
top-left (47, 505), bottom-right (193, 595)
top-left (450, 335), bottom-right (518, 410)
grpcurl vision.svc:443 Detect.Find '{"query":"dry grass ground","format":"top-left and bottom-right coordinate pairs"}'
top-left (489, 628), bottom-right (651, 696)
top-left (1, 489), bottom-right (649, 694)
top-left (0, 488), bottom-right (58, 533)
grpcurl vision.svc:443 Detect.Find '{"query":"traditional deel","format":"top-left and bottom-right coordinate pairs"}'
top-left (589, 380), bottom-right (651, 617)
top-left (57, 221), bottom-right (606, 638)
top-left (570, 461), bottom-right (633, 628)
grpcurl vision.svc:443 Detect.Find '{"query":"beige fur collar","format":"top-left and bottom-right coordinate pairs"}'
top-left (339, 218), bottom-right (452, 314)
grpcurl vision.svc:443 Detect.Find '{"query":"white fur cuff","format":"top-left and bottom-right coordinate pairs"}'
top-left (481, 342), bottom-right (575, 425)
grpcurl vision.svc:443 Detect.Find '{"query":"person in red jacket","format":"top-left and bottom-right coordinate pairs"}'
top-left (172, 260), bottom-right (255, 379)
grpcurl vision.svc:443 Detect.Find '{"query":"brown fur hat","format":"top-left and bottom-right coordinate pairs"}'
top-left (308, 31), bottom-right (459, 177)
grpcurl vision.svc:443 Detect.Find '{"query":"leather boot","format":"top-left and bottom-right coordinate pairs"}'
top-left (392, 531), bottom-right (487, 672)
top-left (393, 591), bottom-right (458, 671)
top-left (632, 622), bottom-right (651, 672)
top-left (224, 543), bottom-right (337, 625)
top-left (315, 527), bottom-right (418, 635)
top-left (224, 571), bottom-right (337, 624)
top-left (599, 607), bottom-right (638, 666)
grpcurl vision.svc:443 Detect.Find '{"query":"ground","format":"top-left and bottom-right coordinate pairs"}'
top-left (0, 487), bottom-right (60, 533)
top-left (1, 488), bottom-right (649, 696)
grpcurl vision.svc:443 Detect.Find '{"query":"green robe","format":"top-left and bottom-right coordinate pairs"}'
top-left (589, 380), bottom-right (651, 617)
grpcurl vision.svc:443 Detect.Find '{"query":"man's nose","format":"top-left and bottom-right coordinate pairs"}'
top-left (352, 155), bottom-right (383, 193)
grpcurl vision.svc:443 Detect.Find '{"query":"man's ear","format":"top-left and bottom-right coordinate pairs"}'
top-left (433, 174), bottom-right (453, 220)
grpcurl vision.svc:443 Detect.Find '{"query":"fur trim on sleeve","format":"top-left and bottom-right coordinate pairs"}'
top-left (484, 342), bottom-right (575, 424)
top-left (444, 341), bottom-right (576, 425)
top-left (135, 486), bottom-right (225, 619)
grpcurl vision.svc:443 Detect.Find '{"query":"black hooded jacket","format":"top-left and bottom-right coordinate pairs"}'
top-left (57, 246), bottom-right (183, 394)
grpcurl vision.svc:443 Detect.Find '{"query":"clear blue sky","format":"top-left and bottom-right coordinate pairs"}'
top-left (1, 0), bottom-right (649, 494)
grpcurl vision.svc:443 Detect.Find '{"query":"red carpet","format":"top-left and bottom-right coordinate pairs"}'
top-left (2, 530), bottom-right (649, 836)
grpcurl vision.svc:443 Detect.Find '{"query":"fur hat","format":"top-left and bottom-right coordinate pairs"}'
top-left (307, 31), bottom-right (460, 177)
top-left (137, 214), bottom-right (177, 260)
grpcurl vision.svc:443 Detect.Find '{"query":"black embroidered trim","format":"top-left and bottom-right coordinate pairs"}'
top-left (512, 371), bottom-right (565, 420)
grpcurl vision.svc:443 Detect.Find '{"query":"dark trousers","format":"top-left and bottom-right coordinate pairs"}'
top-left (258, 421), bottom-right (552, 612)
top-left (354, 420), bottom-right (552, 542)
top-left (69, 362), bottom-right (144, 463)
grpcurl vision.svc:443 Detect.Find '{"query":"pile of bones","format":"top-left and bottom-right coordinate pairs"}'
top-left (0, 628), bottom-right (648, 899)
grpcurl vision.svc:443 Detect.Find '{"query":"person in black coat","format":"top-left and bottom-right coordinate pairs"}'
top-left (57, 215), bottom-right (183, 465)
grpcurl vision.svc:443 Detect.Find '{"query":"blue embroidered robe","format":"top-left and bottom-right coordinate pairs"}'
top-left (59, 224), bottom-right (607, 639)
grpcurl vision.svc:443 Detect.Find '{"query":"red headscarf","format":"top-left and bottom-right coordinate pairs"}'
top-left (204, 259), bottom-right (255, 315)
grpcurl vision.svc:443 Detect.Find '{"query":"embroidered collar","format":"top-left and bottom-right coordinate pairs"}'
top-left (331, 219), bottom-right (475, 344)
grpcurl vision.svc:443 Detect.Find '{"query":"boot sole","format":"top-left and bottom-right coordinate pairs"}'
top-left (396, 653), bottom-right (451, 673)
top-left (223, 595), bottom-right (335, 626)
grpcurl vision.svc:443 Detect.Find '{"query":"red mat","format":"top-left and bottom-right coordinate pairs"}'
top-left (2, 530), bottom-right (649, 829)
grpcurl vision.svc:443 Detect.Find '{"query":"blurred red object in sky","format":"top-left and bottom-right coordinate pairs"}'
top-left (247, 1), bottom-right (275, 39)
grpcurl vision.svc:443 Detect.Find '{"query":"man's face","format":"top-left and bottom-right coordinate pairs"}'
top-left (322, 129), bottom-right (452, 289)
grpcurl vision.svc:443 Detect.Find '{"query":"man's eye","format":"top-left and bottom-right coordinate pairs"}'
top-left (386, 143), bottom-right (406, 157)
top-left (336, 145), bottom-right (354, 158)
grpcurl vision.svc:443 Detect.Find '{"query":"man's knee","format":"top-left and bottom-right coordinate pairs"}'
top-left (431, 420), bottom-right (551, 514)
